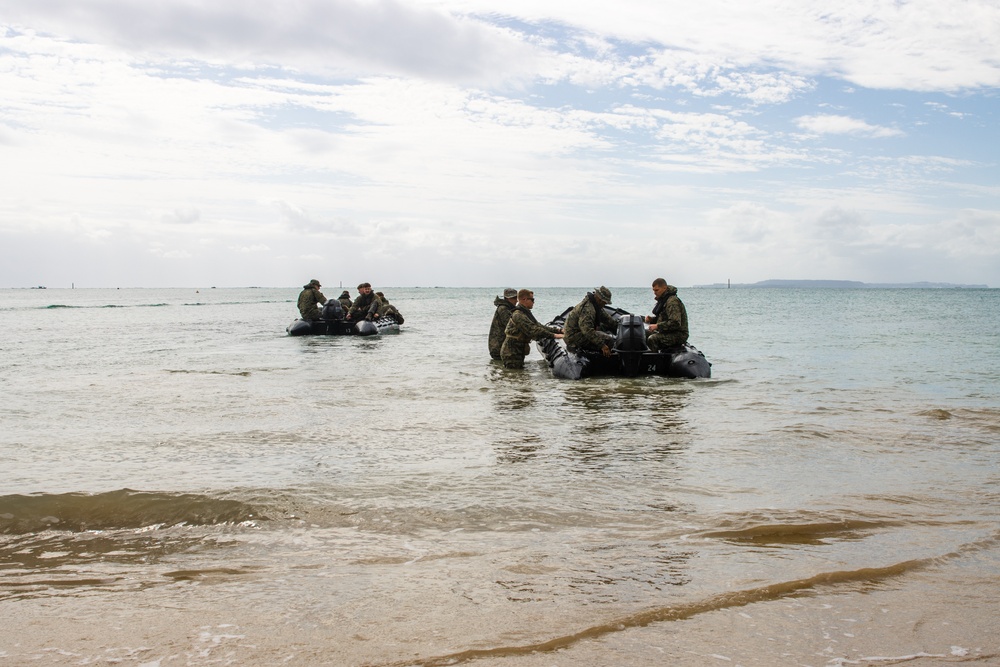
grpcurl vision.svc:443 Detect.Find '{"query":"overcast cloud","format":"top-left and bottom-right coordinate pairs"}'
top-left (1, 0), bottom-right (998, 288)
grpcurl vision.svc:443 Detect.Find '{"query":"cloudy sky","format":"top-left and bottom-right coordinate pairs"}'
top-left (2, 0), bottom-right (998, 288)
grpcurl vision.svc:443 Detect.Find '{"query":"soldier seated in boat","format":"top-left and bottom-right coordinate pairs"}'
top-left (562, 286), bottom-right (617, 357)
top-left (346, 282), bottom-right (382, 321)
top-left (297, 279), bottom-right (327, 321)
top-left (374, 292), bottom-right (404, 324)
top-left (338, 290), bottom-right (352, 312)
top-left (645, 277), bottom-right (689, 351)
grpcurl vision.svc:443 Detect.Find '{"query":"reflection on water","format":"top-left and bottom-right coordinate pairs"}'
top-left (493, 433), bottom-right (544, 465)
top-left (481, 354), bottom-right (705, 503)
top-left (488, 362), bottom-right (538, 412)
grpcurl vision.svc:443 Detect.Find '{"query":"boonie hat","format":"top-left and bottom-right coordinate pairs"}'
top-left (594, 286), bottom-right (612, 303)
top-left (503, 288), bottom-right (517, 298)
top-left (309, 279), bottom-right (321, 287)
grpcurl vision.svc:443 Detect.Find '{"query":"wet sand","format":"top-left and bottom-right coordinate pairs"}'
top-left (4, 563), bottom-right (997, 666)
top-left (486, 571), bottom-right (1000, 667)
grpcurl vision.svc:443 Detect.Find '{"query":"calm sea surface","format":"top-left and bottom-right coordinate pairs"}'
top-left (2, 287), bottom-right (999, 666)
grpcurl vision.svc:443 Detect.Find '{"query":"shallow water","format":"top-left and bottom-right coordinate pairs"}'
top-left (2, 286), bottom-right (999, 665)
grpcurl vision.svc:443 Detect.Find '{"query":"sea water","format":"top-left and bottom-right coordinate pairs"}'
top-left (1, 286), bottom-right (999, 666)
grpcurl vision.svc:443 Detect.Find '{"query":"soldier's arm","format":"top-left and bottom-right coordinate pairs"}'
top-left (528, 320), bottom-right (557, 340)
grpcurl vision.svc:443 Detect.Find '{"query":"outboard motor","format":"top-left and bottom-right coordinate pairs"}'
top-left (321, 299), bottom-right (344, 320)
top-left (613, 314), bottom-right (649, 377)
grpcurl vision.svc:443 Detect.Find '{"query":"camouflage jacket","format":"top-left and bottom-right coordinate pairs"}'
top-left (488, 296), bottom-right (516, 359)
top-left (563, 294), bottom-right (617, 350)
top-left (374, 297), bottom-right (401, 320)
top-left (297, 287), bottom-right (328, 321)
top-left (650, 286), bottom-right (689, 345)
top-left (501, 305), bottom-right (558, 357)
top-left (348, 292), bottom-right (382, 320)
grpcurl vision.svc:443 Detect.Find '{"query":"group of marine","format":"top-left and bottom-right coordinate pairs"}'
top-left (488, 279), bottom-right (689, 369)
top-left (297, 278), bottom-right (689, 369)
top-left (297, 279), bottom-right (404, 324)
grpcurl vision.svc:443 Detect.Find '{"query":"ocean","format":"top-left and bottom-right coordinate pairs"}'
top-left (2, 286), bottom-right (999, 666)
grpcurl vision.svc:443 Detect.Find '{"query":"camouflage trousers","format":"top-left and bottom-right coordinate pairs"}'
top-left (500, 338), bottom-right (530, 369)
top-left (501, 354), bottom-right (526, 369)
top-left (647, 331), bottom-right (686, 351)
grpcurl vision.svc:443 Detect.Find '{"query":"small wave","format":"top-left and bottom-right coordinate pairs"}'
top-left (28, 299), bottom-right (291, 310)
top-left (0, 489), bottom-right (265, 534)
top-left (918, 408), bottom-right (954, 420)
top-left (917, 407), bottom-right (1000, 434)
top-left (166, 369), bottom-right (252, 377)
top-left (163, 566), bottom-right (264, 582)
top-left (698, 519), bottom-right (889, 546)
top-left (41, 303), bottom-right (169, 310)
top-left (183, 300), bottom-right (291, 306)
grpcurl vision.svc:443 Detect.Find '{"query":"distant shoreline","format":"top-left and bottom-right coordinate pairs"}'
top-left (692, 279), bottom-right (990, 289)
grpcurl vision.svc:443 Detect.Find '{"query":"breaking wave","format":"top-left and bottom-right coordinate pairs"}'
top-left (0, 489), bottom-right (264, 534)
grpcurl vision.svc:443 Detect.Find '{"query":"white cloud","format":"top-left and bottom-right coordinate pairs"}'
top-left (428, 0), bottom-right (1000, 92)
top-left (795, 114), bottom-right (904, 138)
top-left (930, 209), bottom-right (1000, 258)
top-left (162, 208), bottom-right (202, 225)
top-left (230, 244), bottom-right (270, 253)
top-left (1, 1), bottom-right (998, 288)
top-left (2, 0), bottom-right (541, 85)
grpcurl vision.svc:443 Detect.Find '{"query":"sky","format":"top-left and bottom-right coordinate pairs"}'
top-left (2, 0), bottom-right (999, 288)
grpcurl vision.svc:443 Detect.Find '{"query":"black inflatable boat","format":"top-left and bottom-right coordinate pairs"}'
top-left (286, 301), bottom-right (402, 337)
top-left (535, 306), bottom-right (711, 380)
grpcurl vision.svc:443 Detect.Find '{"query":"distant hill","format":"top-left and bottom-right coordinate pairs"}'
top-left (692, 279), bottom-right (990, 289)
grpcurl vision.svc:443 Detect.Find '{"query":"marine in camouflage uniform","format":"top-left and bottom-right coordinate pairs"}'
top-left (562, 286), bottom-right (617, 353)
top-left (297, 279), bottom-right (328, 321)
top-left (347, 282), bottom-right (382, 320)
top-left (488, 288), bottom-right (518, 360)
top-left (374, 292), bottom-right (404, 323)
top-left (646, 280), bottom-right (689, 351)
top-left (338, 291), bottom-right (352, 312)
top-left (500, 290), bottom-right (561, 369)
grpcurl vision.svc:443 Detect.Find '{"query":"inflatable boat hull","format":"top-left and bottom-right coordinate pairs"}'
top-left (536, 307), bottom-right (711, 379)
top-left (537, 339), bottom-right (711, 379)
top-left (286, 316), bottom-right (400, 337)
